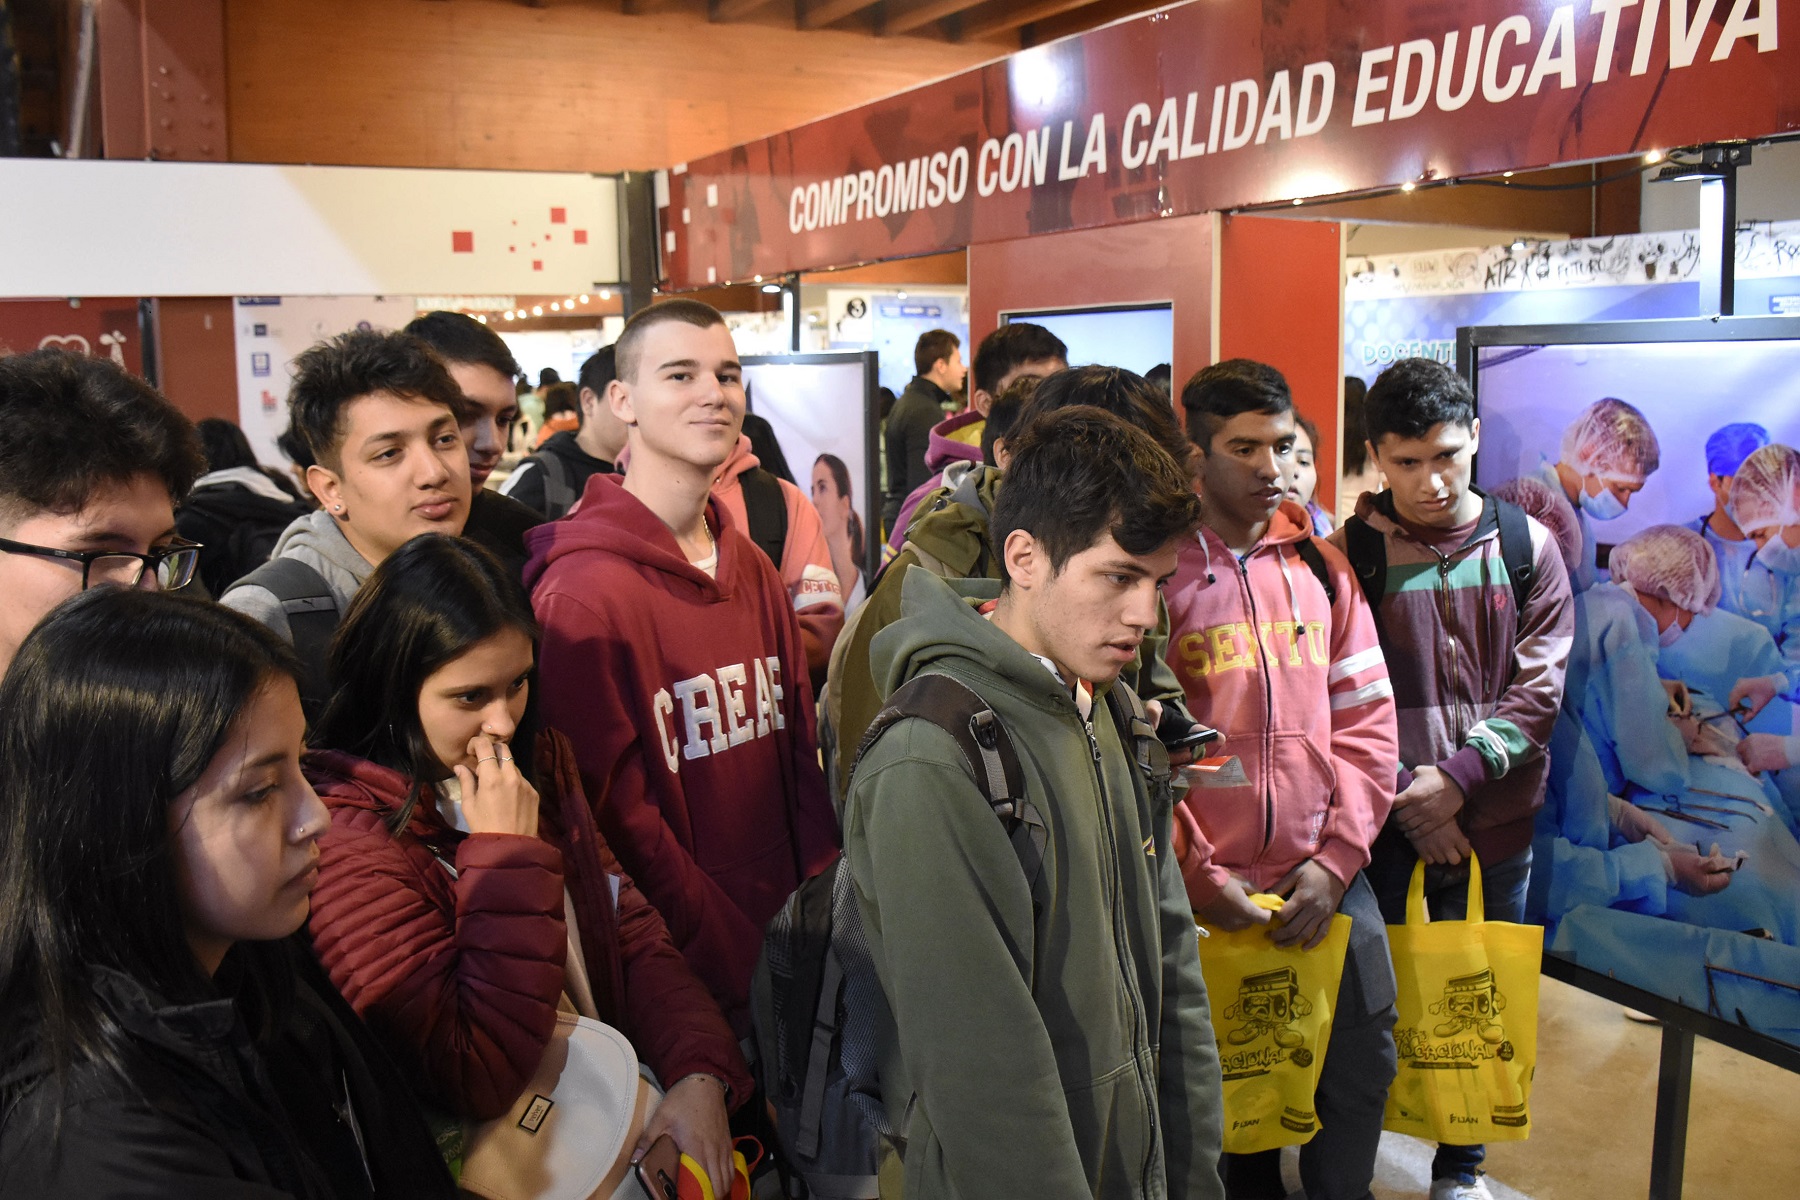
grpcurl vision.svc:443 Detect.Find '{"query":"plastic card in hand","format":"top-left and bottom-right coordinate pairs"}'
top-left (1187, 756), bottom-right (1249, 788)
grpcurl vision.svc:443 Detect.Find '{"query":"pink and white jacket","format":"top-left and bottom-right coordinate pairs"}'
top-left (1162, 501), bottom-right (1399, 906)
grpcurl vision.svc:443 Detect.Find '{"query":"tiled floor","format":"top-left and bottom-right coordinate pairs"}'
top-left (1275, 977), bottom-right (1800, 1199)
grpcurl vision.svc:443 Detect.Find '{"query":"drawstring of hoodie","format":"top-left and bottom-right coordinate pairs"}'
top-left (1275, 550), bottom-right (1303, 628)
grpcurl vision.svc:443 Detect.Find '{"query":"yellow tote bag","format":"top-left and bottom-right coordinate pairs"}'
top-left (1384, 856), bottom-right (1542, 1144)
top-left (1197, 894), bottom-right (1351, 1154)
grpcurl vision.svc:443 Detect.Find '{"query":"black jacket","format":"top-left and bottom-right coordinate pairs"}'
top-left (0, 946), bottom-right (456, 1200)
top-left (463, 488), bottom-right (545, 578)
top-left (882, 376), bottom-right (950, 530)
top-left (501, 430), bottom-right (614, 520)
top-left (177, 483), bottom-right (315, 598)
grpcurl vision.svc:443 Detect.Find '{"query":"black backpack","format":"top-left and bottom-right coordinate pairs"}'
top-left (1339, 495), bottom-right (1535, 636)
top-left (224, 557), bottom-right (340, 724)
top-left (740, 466), bottom-right (790, 571)
top-left (750, 673), bottom-right (1167, 1199)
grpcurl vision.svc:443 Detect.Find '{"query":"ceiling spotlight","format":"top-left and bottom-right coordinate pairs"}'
top-left (1644, 150), bottom-right (1665, 165)
top-left (599, 288), bottom-right (611, 300)
top-left (503, 311), bottom-right (515, 321)
top-left (551, 302), bottom-right (561, 311)
top-left (760, 283), bottom-right (783, 294)
top-left (477, 315), bottom-right (488, 324)
top-left (1502, 170), bottom-right (1514, 178)
top-left (1511, 239), bottom-right (1526, 251)
top-left (1400, 180), bottom-right (1416, 192)
top-left (754, 274), bottom-right (763, 283)
top-left (896, 290), bottom-right (909, 300)
top-left (532, 305), bottom-right (544, 316)
top-left (579, 293), bottom-right (590, 303)
top-left (1291, 197), bottom-right (1303, 205)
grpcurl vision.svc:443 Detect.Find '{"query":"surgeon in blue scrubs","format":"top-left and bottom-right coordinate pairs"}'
top-left (1495, 480), bottom-right (1735, 923)
top-left (1719, 443), bottom-right (1800, 719)
top-left (1689, 422), bottom-right (1769, 618)
top-left (1537, 397), bottom-right (1662, 592)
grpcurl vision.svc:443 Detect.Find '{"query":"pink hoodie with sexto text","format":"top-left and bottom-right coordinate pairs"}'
top-left (1162, 501), bottom-right (1399, 906)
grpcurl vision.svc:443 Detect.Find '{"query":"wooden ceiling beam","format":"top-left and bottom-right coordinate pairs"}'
top-left (798, 0), bottom-right (882, 28)
top-left (960, 0), bottom-right (1104, 40)
top-left (710, 0), bottom-right (781, 22)
top-left (881, 0), bottom-right (985, 36)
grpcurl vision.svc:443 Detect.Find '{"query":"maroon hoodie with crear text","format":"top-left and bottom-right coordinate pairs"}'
top-left (523, 473), bottom-right (839, 1027)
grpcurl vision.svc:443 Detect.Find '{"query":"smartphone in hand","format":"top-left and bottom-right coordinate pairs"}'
top-left (636, 1134), bottom-right (681, 1200)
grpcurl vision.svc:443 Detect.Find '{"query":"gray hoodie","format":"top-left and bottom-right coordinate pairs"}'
top-left (220, 510), bottom-right (374, 641)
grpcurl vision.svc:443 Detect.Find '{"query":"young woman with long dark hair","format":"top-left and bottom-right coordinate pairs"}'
top-left (811, 452), bottom-right (866, 607)
top-left (0, 589), bottom-right (455, 1198)
top-left (304, 533), bottom-right (750, 1189)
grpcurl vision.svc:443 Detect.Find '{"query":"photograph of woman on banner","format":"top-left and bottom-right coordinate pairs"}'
top-left (811, 452), bottom-right (866, 608)
top-left (1534, 397), bottom-right (1662, 593)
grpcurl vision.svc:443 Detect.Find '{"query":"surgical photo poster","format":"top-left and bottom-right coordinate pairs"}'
top-left (1467, 319), bottom-right (1800, 1049)
top-left (741, 353), bottom-right (880, 608)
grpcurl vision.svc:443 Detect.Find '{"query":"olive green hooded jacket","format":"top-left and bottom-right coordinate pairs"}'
top-left (828, 464), bottom-right (1189, 796)
top-left (843, 568), bottom-right (1226, 1200)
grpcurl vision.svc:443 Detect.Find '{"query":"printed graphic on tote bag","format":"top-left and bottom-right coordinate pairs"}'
top-left (1224, 967), bottom-right (1314, 1059)
top-left (1219, 966), bottom-right (1319, 1138)
top-left (1197, 898), bottom-right (1351, 1153)
top-left (1429, 968), bottom-right (1512, 1051)
top-left (1393, 967), bottom-right (1529, 1133)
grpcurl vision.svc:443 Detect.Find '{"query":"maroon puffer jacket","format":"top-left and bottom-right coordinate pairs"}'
top-left (305, 729), bottom-right (752, 1121)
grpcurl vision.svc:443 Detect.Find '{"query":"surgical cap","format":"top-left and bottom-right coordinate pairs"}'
top-left (1610, 524), bottom-right (1722, 615)
top-left (1559, 397), bottom-right (1661, 481)
top-left (1729, 443), bottom-right (1800, 536)
top-left (1705, 423), bottom-right (1770, 479)
top-left (1489, 476), bottom-right (1580, 579)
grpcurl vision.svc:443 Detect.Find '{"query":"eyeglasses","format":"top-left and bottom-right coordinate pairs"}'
top-left (0, 536), bottom-right (202, 591)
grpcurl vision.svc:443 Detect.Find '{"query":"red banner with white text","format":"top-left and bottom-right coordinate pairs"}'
top-left (661, 0), bottom-right (1798, 289)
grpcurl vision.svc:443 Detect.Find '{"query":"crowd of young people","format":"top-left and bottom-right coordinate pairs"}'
top-left (0, 299), bottom-right (1579, 1200)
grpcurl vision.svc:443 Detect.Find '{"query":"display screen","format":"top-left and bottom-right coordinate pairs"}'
top-left (1468, 321), bottom-right (1800, 1050)
top-left (741, 354), bottom-right (879, 604)
top-left (1004, 304), bottom-right (1174, 377)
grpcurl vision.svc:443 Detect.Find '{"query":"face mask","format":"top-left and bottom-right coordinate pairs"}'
top-left (1579, 482), bottom-right (1628, 522)
top-left (1756, 538), bottom-right (1800, 577)
top-left (1658, 618), bottom-right (1687, 648)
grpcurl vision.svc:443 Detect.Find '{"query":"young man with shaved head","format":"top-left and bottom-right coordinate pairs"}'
top-left (525, 299), bottom-right (837, 1035)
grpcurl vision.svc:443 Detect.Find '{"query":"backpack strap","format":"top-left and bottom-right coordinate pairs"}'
top-left (741, 467), bottom-right (790, 570)
top-left (535, 451), bottom-right (575, 519)
top-left (1492, 495), bottom-right (1536, 618)
top-left (1340, 513), bottom-right (1387, 608)
top-left (1102, 678), bottom-right (1174, 801)
top-left (851, 673), bottom-right (1045, 885)
top-left (794, 885), bottom-right (844, 1161)
top-left (232, 556), bottom-right (340, 723)
top-left (1292, 537), bottom-right (1337, 607)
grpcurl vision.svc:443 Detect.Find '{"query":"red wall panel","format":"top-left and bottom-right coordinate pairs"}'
top-left (154, 298), bottom-right (239, 425)
top-left (1218, 215), bottom-right (1343, 513)
top-left (0, 299), bottom-right (147, 376)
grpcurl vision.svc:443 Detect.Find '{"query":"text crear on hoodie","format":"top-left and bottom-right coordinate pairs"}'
top-left (524, 473), bottom-right (839, 1024)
